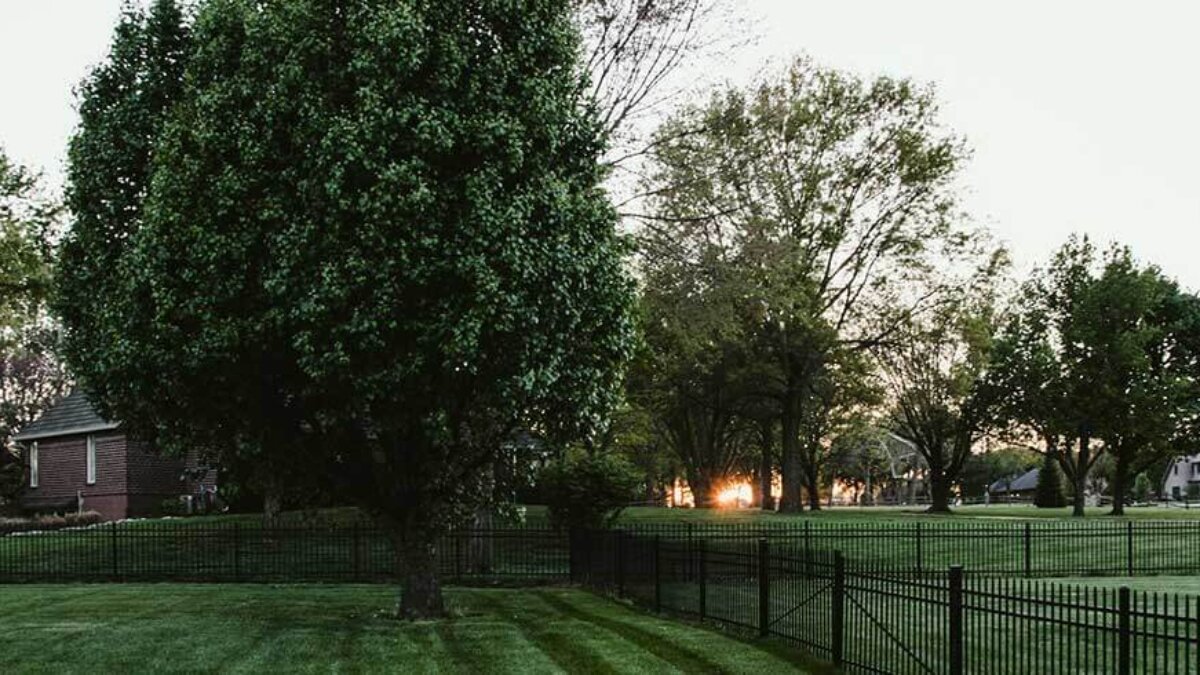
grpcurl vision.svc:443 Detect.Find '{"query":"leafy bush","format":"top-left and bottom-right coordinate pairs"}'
top-left (539, 450), bottom-right (641, 530)
top-left (1188, 483), bottom-right (1200, 501)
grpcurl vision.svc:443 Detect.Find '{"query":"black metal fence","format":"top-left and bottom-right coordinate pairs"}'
top-left (6, 519), bottom-right (1200, 582)
top-left (574, 530), bottom-right (1200, 675)
top-left (0, 522), bottom-right (567, 583)
top-left (4, 520), bottom-right (1200, 672)
top-left (615, 520), bottom-right (1200, 577)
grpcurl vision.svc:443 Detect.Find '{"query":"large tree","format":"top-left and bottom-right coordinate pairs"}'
top-left (988, 237), bottom-right (1200, 516)
top-left (639, 58), bottom-right (974, 511)
top-left (1066, 250), bottom-right (1199, 515)
top-left (879, 251), bottom-right (1009, 512)
top-left (58, 0), bottom-right (635, 618)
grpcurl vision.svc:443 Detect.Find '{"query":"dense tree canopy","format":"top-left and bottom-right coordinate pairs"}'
top-left (59, 0), bottom-right (635, 617)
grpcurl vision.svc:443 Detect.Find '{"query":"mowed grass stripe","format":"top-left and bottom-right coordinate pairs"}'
top-left (0, 585), bottom-right (813, 674)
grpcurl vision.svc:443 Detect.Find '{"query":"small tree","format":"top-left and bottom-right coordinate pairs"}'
top-left (540, 450), bottom-right (641, 530)
top-left (1033, 451), bottom-right (1069, 508)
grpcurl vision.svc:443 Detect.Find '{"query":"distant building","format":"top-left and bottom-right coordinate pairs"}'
top-left (1162, 454), bottom-right (1200, 500)
top-left (12, 390), bottom-right (215, 520)
top-left (989, 468), bottom-right (1039, 501)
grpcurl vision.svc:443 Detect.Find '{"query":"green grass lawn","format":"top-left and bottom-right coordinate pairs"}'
top-left (0, 584), bottom-right (819, 674)
top-left (603, 503), bottom-right (1200, 523)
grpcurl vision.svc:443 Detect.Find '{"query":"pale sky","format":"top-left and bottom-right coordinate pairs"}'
top-left (2, 1), bottom-right (1197, 287)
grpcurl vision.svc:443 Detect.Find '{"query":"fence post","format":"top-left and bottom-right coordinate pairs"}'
top-left (916, 522), bottom-right (923, 573)
top-left (804, 521), bottom-right (812, 578)
top-left (233, 524), bottom-right (241, 582)
top-left (351, 523), bottom-right (359, 581)
top-left (110, 521), bottom-right (118, 579)
top-left (686, 523), bottom-right (694, 581)
top-left (454, 529), bottom-right (463, 582)
top-left (832, 552), bottom-right (845, 666)
top-left (616, 531), bottom-right (626, 598)
top-left (567, 528), bottom-right (578, 584)
top-left (698, 538), bottom-right (707, 620)
top-left (1118, 586), bottom-right (1131, 675)
top-left (1023, 522), bottom-right (1032, 577)
top-left (1126, 521), bottom-right (1134, 576)
top-left (654, 535), bottom-right (662, 613)
top-left (948, 565), bottom-right (963, 675)
top-left (758, 538), bottom-right (770, 637)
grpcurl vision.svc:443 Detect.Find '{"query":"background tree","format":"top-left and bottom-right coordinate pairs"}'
top-left (990, 237), bottom-right (1200, 516)
top-left (989, 238), bottom-right (1107, 517)
top-left (0, 149), bottom-right (68, 499)
top-left (639, 272), bottom-right (749, 507)
top-left (880, 252), bottom-right (1009, 512)
top-left (827, 420), bottom-right (892, 505)
top-left (1074, 255), bottom-right (1200, 515)
top-left (58, 0), bottom-right (635, 618)
top-left (1033, 450), bottom-right (1069, 508)
top-left (640, 57), bottom-right (974, 511)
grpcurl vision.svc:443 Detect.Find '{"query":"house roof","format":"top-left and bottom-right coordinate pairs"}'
top-left (11, 390), bottom-right (119, 442)
top-left (990, 468), bottom-right (1039, 493)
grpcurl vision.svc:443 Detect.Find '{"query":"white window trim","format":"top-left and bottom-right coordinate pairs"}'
top-left (29, 442), bottom-right (38, 488)
top-left (86, 435), bottom-right (96, 485)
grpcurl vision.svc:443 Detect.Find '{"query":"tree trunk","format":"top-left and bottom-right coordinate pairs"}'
top-left (469, 508), bottom-right (495, 573)
top-left (803, 464), bottom-right (822, 511)
top-left (262, 478), bottom-right (283, 529)
top-left (1072, 432), bottom-right (1091, 518)
top-left (779, 393), bottom-right (803, 513)
top-left (691, 474), bottom-right (713, 508)
top-left (927, 467), bottom-right (952, 513)
top-left (391, 520), bottom-right (445, 620)
top-left (759, 419), bottom-right (774, 511)
top-left (759, 446), bottom-right (774, 512)
top-left (1110, 450), bottom-right (1129, 517)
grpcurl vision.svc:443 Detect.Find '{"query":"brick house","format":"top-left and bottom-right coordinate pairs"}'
top-left (12, 390), bottom-right (215, 520)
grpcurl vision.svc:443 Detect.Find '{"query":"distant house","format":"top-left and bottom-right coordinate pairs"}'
top-left (989, 468), bottom-right (1039, 501)
top-left (1162, 454), bottom-right (1200, 500)
top-left (12, 391), bottom-right (215, 520)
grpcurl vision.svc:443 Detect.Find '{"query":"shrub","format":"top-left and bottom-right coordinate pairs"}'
top-left (161, 497), bottom-right (190, 517)
top-left (1131, 473), bottom-right (1152, 503)
top-left (1189, 483), bottom-right (1200, 501)
top-left (33, 514), bottom-right (67, 529)
top-left (1034, 453), bottom-right (1069, 508)
top-left (539, 450), bottom-right (641, 530)
top-left (63, 511), bottom-right (103, 527)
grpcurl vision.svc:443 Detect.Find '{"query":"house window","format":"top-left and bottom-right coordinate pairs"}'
top-left (86, 435), bottom-right (96, 485)
top-left (29, 442), bottom-right (38, 488)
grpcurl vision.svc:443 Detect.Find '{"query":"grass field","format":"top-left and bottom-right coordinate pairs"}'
top-left (604, 503), bottom-right (1200, 523)
top-left (0, 584), bottom-right (820, 674)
